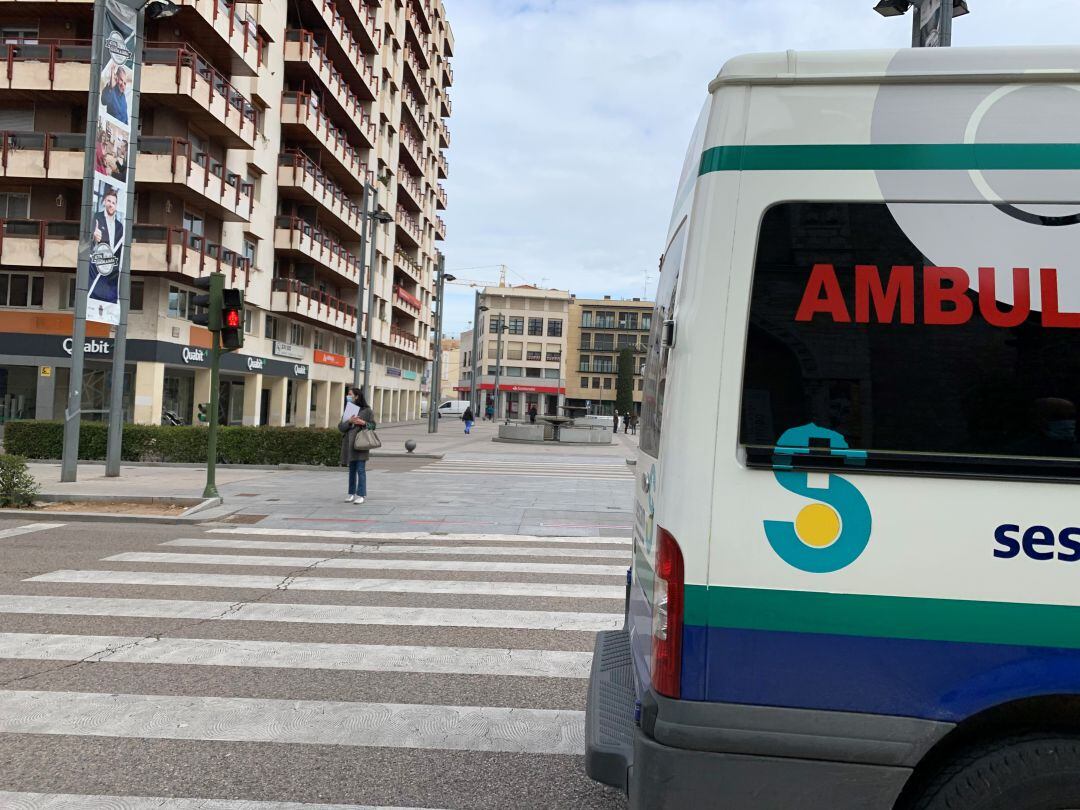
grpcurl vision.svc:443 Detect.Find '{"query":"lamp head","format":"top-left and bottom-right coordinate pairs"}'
top-left (444, 274), bottom-right (457, 282)
top-left (145, 0), bottom-right (180, 19)
top-left (873, 0), bottom-right (911, 16)
top-left (373, 211), bottom-right (394, 224)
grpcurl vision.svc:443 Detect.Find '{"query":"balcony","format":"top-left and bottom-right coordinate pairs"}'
top-left (281, 91), bottom-right (370, 192)
top-left (274, 215), bottom-right (361, 283)
top-left (138, 137), bottom-right (254, 222)
top-left (0, 41), bottom-right (257, 149)
top-left (0, 218), bottom-right (78, 268)
top-left (434, 183), bottom-right (446, 210)
top-left (284, 30), bottom-right (377, 146)
top-left (401, 87), bottom-right (427, 134)
top-left (272, 277), bottom-right (357, 334)
top-left (440, 91), bottom-right (451, 118)
top-left (437, 120), bottom-right (449, 149)
top-left (278, 150), bottom-right (364, 237)
top-left (392, 284), bottom-right (422, 317)
top-left (132, 225), bottom-right (252, 286)
top-left (437, 152), bottom-right (448, 179)
top-left (331, 0), bottom-right (381, 53)
top-left (394, 248), bottom-right (423, 285)
top-left (404, 12), bottom-right (431, 70)
top-left (411, 0), bottom-right (433, 34)
top-left (434, 215), bottom-right (446, 241)
top-left (306, 0), bottom-right (381, 62)
top-left (399, 127), bottom-right (424, 176)
top-left (442, 61), bottom-right (453, 88)
top-left (176, 0), bottom-right (266, 77)
top-left (397, 168), bottom-right (423, 212)
top-left (402, 43), bottom-right (429, 97)
top-left (395, 205), bottom-right (421, 247)
top-left (390, 324), bottom-right (419, 353)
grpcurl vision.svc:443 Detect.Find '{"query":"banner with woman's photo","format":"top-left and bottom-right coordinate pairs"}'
top-left (86, 0), bottom-right (138, 326)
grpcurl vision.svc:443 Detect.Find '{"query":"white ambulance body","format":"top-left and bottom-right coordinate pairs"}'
top-left (586, 46), bottom-right (1080, 809)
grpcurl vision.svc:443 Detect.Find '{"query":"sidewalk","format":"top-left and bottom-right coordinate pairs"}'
top-left (21, 420), bottom-right (637, 535)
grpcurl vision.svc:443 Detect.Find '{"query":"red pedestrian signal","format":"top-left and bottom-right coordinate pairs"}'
top-left (225, 309), bottom-right (241, 329)
top-left (220, 288), bottom-right (245, 352)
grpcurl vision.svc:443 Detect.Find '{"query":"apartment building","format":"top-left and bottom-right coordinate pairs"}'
top-left (457, 286), bottom-right (569, 419)
top-left (435, 335), bottom-right (458, 403)
top-left (565, 296), bottom-right (653, 417)
top-left (0, 0), bottom-right (452, 428)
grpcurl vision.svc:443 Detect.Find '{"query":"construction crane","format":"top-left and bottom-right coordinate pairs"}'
top-left (443, 264), bottom-right (508, 289)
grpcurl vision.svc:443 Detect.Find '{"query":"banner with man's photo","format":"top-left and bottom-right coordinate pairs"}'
top-left (86, 0), bottom-right (137, 326)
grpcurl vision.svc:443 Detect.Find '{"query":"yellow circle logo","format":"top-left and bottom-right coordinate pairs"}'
top-left (794, 503), bottom-right (841, 549)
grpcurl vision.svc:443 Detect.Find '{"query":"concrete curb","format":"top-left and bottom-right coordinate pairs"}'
top-left (0, 494), bottom-right (229, 525)
top-left (25, 456), bottom-right (444, 470)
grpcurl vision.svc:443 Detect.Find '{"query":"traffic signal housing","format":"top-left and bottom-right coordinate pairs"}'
top-left (191, 273), bottom-right (224, 331)
top-left (221, 288), bottom-right (245, 351)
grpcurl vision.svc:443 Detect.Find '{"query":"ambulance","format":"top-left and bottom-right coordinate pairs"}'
top-left (585, 46), bottom-right (1080, 809)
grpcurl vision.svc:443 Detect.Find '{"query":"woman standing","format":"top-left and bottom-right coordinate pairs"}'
top-left (339, 387), bottom-right (376, 504)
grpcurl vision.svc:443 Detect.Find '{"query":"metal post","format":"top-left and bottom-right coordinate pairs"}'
top-left (105, 9), bottom-right (144, 477)
top-left (911, 2), bottom-right (921, 46)
top-left (493, 320), bottom-right (503, 421)
top-left (61, 0), bottom-right (109, 482)
top-left (427, 254), bottom-right (446, 433)
top-left (203, 329), bottom-right (221, 498)
top-left (939, 0), bottom-right (953, 45)
top-left (352, 182), bottom-right (371, 390)
top-left (469, 291), bottom-right (480, 413)
top-left (363, 187), bottom-right (379, 402)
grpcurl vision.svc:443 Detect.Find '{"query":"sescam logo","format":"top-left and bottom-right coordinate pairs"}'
top-left (764, 424), bottom-right (872, 574)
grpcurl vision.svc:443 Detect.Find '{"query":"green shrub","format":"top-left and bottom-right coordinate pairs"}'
top-left (3, 421), bottom-right (342, 466)
top-left (0, 454), bottom-right (39, 507)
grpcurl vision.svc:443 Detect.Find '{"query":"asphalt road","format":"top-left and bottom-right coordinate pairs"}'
top-left (0, 516), bottom-right (629, 810)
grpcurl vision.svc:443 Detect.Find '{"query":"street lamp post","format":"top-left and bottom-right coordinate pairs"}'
top-left (352, 183), bottom-right (372, 391)
top-left (427, 257), bottom-right (454, 433)
top-left (493, 317), bottom-right (505, 422)
top-left (477, 304), bottom-right (489, 417)
top-left (874, 0), bottom-right (969, 46)
top-left (470, 292), bottom-right (481, 413)
top-left (364, 207), bottom-right (393, 403)
top-left (62, 0), bottom-right (178, 483)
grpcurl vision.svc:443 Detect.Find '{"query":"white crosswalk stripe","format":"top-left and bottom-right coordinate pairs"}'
top-left (103, 551), bottom-right (628, 576)
top-left (209, 528), bottom-right (632, 545)
top-left (28, 569), bottom-right (625, 599)
top-left (0, 794), bottom-right (436, 810)
top-left (0, 523), bottom-right (65, 540)
top-left (0, 690), bottom-right (586, 754)
top-left (0, 633), bottom-right (594, 678)
top-left (161, 537), bottom-right (629, 559)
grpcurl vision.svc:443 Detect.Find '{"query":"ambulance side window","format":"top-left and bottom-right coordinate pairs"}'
top-left (640, 222), bottom-right (687, 458)
top-left (740, 201), bottom-right (1080, 478)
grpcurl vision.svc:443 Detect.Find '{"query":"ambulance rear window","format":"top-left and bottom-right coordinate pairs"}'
top-left (740, 201), bottom-right (1080, 479)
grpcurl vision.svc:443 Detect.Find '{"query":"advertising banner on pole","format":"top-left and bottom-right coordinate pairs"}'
top-left (86, 0), bottom-right (137, 325)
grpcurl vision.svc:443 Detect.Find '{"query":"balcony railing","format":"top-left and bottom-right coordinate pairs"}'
top-left (274, 214), bottom-right (361, 281)
top-left (395, 206), bottom-right (421, 243)
top-left (278, 149), bottom-right (364, 234)
top-left (309, 0), bottom-right (380, 66)
top-left (273, 277), bottom-right (356, 326)
top-left (177, 0), bottom-right (267, 73)
top-left (437, 152), bottom-right (448, 179)
top-left (403, 43), bottom-right (428, 93)
top-left (391, 325), bottom-right (419, 349)
top-left (394, 248), bottom-right (423, 282)
top-left (393, 284), bottom-right (422, 311)
top-left (398, 168), bottom-right (423, 210)
top-left (401, 87), bottom-right (427, 131)
top-left (140, 136), bottom-right (255, 220)
top-left (434, 215), bottom-right (446, 240)
top-left (281, 91), bottom-right (370, 190)
top-left (434, 183), bottom-right (446, 209)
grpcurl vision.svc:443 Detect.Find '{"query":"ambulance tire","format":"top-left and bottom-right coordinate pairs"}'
top-left (910, 734), bottom-right (1080, 810)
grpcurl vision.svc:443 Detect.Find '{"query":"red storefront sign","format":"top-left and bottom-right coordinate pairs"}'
top-left (314, 349), bottom-right (346, 367)
top-left (470, 383), bottom-right (564, 394)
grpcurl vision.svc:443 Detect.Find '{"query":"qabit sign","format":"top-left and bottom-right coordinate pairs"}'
top-left (63, 338), bottom-right (112, 356)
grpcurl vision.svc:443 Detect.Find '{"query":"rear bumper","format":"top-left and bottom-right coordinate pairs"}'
top-left (585, 629), bottom-right (954, 809)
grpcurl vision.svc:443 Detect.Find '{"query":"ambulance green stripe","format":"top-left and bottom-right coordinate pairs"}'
top-left (685, 585), bottom-right (1080, 649)
top-left (698, 143), bottom-right (1080, 175)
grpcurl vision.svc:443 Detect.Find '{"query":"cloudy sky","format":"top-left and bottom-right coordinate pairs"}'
top-left (438, 0), bottom-right (1078, 335)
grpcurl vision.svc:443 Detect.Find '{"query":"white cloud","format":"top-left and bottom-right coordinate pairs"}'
top-left (439, 0), bottom-right (1079, 334)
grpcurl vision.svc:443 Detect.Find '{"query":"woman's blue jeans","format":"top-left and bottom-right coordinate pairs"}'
top-left (348, 459), bottom-right (367, 497)
top-left (464, 420), bottom-right (473, 434)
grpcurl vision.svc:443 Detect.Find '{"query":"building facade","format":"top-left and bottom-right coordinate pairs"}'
top-left (565, 296), bottom-right (653, 417)
top-left (0, 0), bottom-right (452, 428)
top-left (435, 336), bottom-right (458, 404)
top-left (457, 286), bottom-right (569, 419)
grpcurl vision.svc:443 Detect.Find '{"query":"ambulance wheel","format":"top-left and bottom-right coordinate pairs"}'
top-left (910, 734), bottom-right (1080, 810)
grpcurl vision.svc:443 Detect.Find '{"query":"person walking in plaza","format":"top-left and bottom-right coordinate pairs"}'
top-left (622, 412), bottom-right (630, 434)
top-left (339, 387), bottom-right (375, 504)
top-left (528, 404), bottom-right (538, 424)
top-left (613, 411), bottom-right (619, 432)
top-left (462, 404), bottom-right (475, 434)
top-left (485, 402), bottom-right (494, 421)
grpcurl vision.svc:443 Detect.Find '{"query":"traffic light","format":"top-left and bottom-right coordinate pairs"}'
top-left (220, 287), bottom-right (245, 351)
top-left (191, 272), bottom-right (223, 332)
top-left (197, 402), bottom-right (209, 423)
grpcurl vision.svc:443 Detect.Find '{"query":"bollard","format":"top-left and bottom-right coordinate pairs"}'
top-left (405, 440), bottom-right (417, 453)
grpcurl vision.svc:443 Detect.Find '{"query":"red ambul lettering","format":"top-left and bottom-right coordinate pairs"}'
top-left (795, 264), bottom-right (1080, 328)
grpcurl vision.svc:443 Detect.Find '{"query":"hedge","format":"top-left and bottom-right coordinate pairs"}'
top-left (2, 420), bottom-right (343, 466)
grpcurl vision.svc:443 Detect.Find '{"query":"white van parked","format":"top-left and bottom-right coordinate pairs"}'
top-left (586, 46), bottom-right (1080, 809)
top-left (435, 399), bottom-right (470, 419)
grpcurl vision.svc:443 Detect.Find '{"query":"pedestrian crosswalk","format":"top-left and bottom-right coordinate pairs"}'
top-left (413, 458), bottom-right (634, 480)
top-left (0, 523), bottom-right (631, 808)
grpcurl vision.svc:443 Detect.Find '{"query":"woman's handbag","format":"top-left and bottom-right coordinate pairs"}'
top-left (352, 425), bottom-right (382, 451)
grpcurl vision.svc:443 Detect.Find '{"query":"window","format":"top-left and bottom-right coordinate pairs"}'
top-left (641, 312), bottom-right (652, 331)
top-left (546, 351), bottom-right (561, 362)
top-left (592, 377), bottom-right (600, 389)
top-left (619, 312), bottom-right (639, 330)
top-left (168, 285), bottom-right (188, 319)
top-left (544, 368), bottom-right (560, 379)
top-left (640, 221), bottom-right (687, 457)
top-left (0, 272), bottom-right (43, 307)
top-left (603, 377), bottom-right (612, 389)
top-left (526, 350), bottom-right (542, 361)
top-left (508, 316), bottom-right (524, 335)
top-left (313, 330), bottom-right (326, 351)
top-left (0, 192), bottom-right (29, 218)
top-left (487, 366), bottom-right (498, 375)
top-left (740, 200), bottom-right (1080, 479)
top-left (129, 280), bottom-right (144, 311)
top-left (506, 342), bottom-right (523, 361)
top-left (265, 315), bottom-right (278, 340)
top-left (290, 323), bottom-right (305, 346)
top-left (618, 333), bottom-right (637, 349)
top-left (547, 318), bottom-right (563, 337)
top-left (528, 317), bottom-right (543, 336)
top-left (244, 308), bottom-right (255, 334)
top-left (580, 333), bottom-right (592, 350)
top-left (489, 314), bottom-right (504, 331)
top-left (62, 278), bottom-right (76, 309)
top-left (243, 239), bottom-right (257, 269)
top-left (596, 311), bottom-right (616, 328)
top-left (526, 367), bottom-right (541, 378)
top-left (594, 334), bottom-right (614, 351)
top-left (580, 355), bottom-right (591, 372)
top-left (580, 377), bottom-right (590, 389)
top-left (581, 311), bottom-right (594, 328)
top-left (505, 366), bottom-right (523, 377)
top-left (594, 358), bottom-right (614, 373)
top-left (1, 25), bottom-right (38, 44)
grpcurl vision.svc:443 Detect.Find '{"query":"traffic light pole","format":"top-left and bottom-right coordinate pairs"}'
top-left (203, 329), bottom-right (221, 499)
